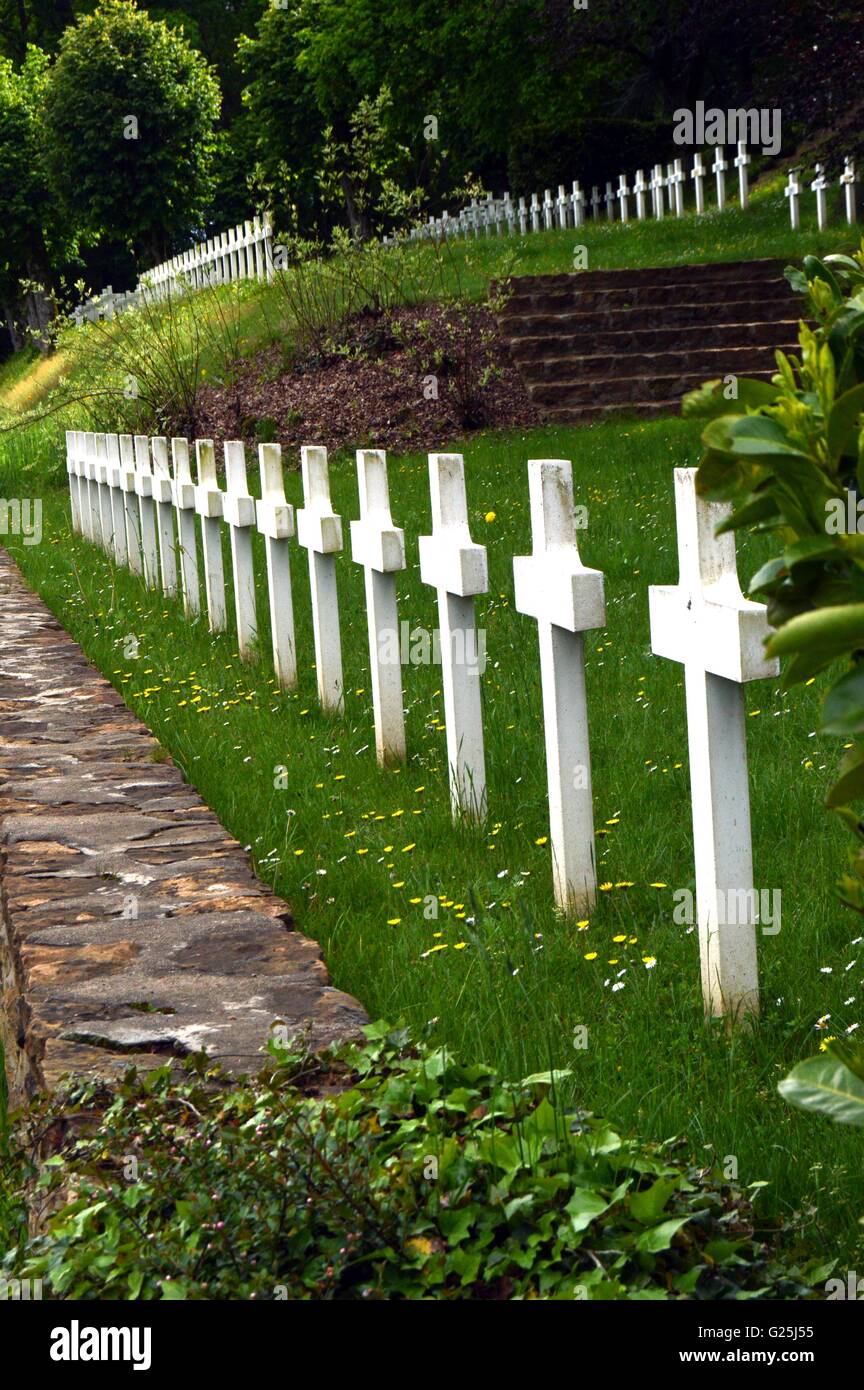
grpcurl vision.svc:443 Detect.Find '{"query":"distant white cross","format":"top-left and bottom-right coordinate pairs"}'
top-left (223, 440), bottom-right (259, 660)
top-left (650, 164), bottom-right (665, 218)
top-left (556, 184), bottom-right (569, 230)
top-left (633, 169), bottom-right (647, 220)
top-left (543, 188), bottom-right (555, 230)
top-left (350, 450), bottom-right (407, 766)
top-left (105, 434), bottom-right (128, 567)
top-left (712, 147), bottom-right (727, 210)
top-left (648, 468), bottom-right (779, 1023)
top-left (785, 167), bottom-right (802, 230)
top-left (691, 152), bottom-right (706, 214)
top-left (150, 437), bottom-right (178, 597)
top-left (590, 185), bottom-right (602, 219)
top-left (118, 434), bottom-right (143, 577)
top-left (513, 459), bottom-right (605, 914)
top-left (530, 192), bottom-right (541, 233)
top-left (811, 162), bottom-right (829, 231)
top-left (617, 173), bottom-right (630, 223)
top-left (419, 453), bottom-right (488, 822)
top-left (171, 437), bottom-right (200, 618)
top-left (570, 181), bottom-right (585, 228)
top-left (256, 442), bottom-right (297, 689)
top-left (298, 445), bottom-right (345, 713)
top-left (669, 158), bottom-right (685, 216)
top-left (841, 156), bottom-right (857, 225)
top-left (604, 180), bottom-right (615, 220)
top-left (133, 435), bottom-right (160, 588)
top-left (734, 141), bottom-right (750, 208)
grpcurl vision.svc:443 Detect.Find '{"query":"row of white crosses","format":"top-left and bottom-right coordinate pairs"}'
top-left (66, 434), bottom-right (776, 1026)
top-left (419, 147), bottom-right (860, 243)
top-left (72, 214), bottom-right (276, 325)
top-left (785, 157), bottom-right (857, 231)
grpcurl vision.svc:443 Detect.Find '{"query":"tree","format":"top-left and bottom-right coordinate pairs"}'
top-left (0, 46), bottom-right (65, 350)
top-left (41, 0), bottom-right (222, 267)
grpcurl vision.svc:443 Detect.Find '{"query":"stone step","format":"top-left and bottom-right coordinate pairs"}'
top-left (500, 259), bottom-right (786, 294)
top-left (520, 342), bottom-right (794, 384)
top-left (501, 298), bottom-right (802, 337)
top-left (499, 279), bottom-right (799, 318)
top-left (509, 318), bottom-right (798, 362)
top-left (528, 366), bottom-right (776, 407)
top-left (544, 400), bottom-right (682, 424)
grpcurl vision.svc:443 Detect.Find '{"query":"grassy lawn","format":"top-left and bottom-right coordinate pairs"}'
top-left (2, 413), bottom-right (862, 1267)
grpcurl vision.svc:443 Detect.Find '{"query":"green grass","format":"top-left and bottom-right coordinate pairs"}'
top-left (2, 413), bottom-right (862, 1268)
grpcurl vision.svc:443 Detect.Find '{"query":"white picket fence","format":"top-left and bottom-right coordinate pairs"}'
top-left (407, 147), bottom-right (858, 243)
top-left (65, 429), bottom-right (779, 1027)
top-left (72, 213), bottom-right (276, 325)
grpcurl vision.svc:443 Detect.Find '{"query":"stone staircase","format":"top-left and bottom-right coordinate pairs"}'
top-left (496, 260), bottom-right (802, 423)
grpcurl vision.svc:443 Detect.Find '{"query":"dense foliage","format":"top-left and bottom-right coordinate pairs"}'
top-left (2, 1026), bottom-right (826, 1300)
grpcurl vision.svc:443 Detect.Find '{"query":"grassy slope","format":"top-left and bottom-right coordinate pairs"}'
top-left (2, 415), bottom-right (861, 1266)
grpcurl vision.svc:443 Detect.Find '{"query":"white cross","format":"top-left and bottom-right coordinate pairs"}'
top-left (811, 162), bottom-right (829, 231)
top-left (669, 158), bottom-right (685, 216)
top-left (543, 188), bottom-right (555, 230)
top-left (170, 437), bottom-right (200, 618)
top-left (223, 440), bottom-right (259, 660)
top-left (65, 431), bottom-right (82, 535)
top-left (105, 434), bottom-right (128, 567)
top-left (841, 156), bottom-right (857, 225)
top-left (94, 433), bottom-right (113, 552)
top-left (712, 147), bottom-right (727, 209)
top-left (784, 167), bottom-right (802, 230)
top-left (604, 180), bottom-right (615, 220)
top-left (150, 437), bottom-right (179, 597)
top-left (617, 173), bottom-right (630, 223)
top-left (570, 181), bottom-right (584, 228)
top-left (633, 169), bottom-right (647, 220)
top-left (691, 152), bottom-right (706, 214)
top-left (504, 192), bottom-right (516, 234)
top-left (256, 442), bottom-right (297, 689)
top-left (133, 435), bottom-right (160, 588)
top-left (518, 196), bottom-right (528, 235)
top-left (419, 453), bottom-right (488, 821)
top-left (298, 445), bottom-right (345, 713)
top-left (556, 184), bottom-right (569, 229)
top-left (350, 450), bottom-right (407, 766)
top-left (513, 459), bottom-right (605, 914)
top-left (649, 164), bottom-right (665, 218)
top-left (648, 468), bottom-right (779, 1023)
top-left (118, 434), bottom-right (143, 577)
top-left (734, 141), bottom-right (750, 208)
top-left (590, 185), bottom-right (602, 219)
top-left (194, 439), bottom-right (227, 632)
top-left (530, 192), bottom-right (541, 233)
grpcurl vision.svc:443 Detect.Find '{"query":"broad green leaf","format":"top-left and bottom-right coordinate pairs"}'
top-left (630, 1176), bottom-right (679, 1224)
top-left (564, 1187), bottom-right (611, 1234)
top-left (778, 1054), bottom-right (864, 1126)
top-left (822, 667), bottom-right (864, 735)
top-left (826, 741), bottom-right (864, 807)
top-left (827, 383), bottom-right (864, 464)
top-left (634, 1215), bottom-right (691, 1253)
top-left (766, 603), bottom-right (864, 657)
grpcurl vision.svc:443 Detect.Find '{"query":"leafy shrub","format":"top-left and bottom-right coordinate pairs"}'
top-left (4, 1026), bottom-right (822, 1301)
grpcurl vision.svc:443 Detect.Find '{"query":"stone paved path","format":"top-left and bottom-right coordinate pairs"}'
top-left (0, 550), bottom-right (367, 1106)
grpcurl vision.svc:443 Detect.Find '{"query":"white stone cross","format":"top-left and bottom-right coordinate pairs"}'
top-left (419, 453), bottom-right (488, 822)
top-left (518, 196), bottom-right (528, 235)
top-left (691, 152), bottom-right (706, 214)
top-left (617, 173), bottom-right (630, 223)
top-left (65, 431), bottom-right (82, 535)
top-left (350, 449), bottom-right (407, 766)
top-left (194, 440), bottom-right (227, 632)
top-left (170, 437), bottom-right (200, 618)
top-left (133, 435), bottom-right (160, 588)
top-left (734, 141), bottom-right (750, 208)
top-left (784, 167), bottom-right (802, 230)
top-left (94, 433), bottom-right (113, 552)
top-left (256, 442), bottom-right (297, 689)
top-left (504, 192), bottom-right (516, 234)
top-left (604, 180), bottom-right (615, 219)
top-left (669, 158), bottom-right (685, 216)
top-left (118, 434), bottom-right (143, 577)
top-left (811, 162), bottom-right (829, 231)
top-left (105, 434), bottom-right (128, 567)
top-left (648, 468), bottom-right (779, 1023)
top-left (633, 169), bottom-right (647, 220)
top-left (841, 155), bottom-right (857, 225)
top-left (543, 187), bottom-right (555, 230)
top-left (223, 440), bottom-right (259, 660)
top-left (150, 437), bottom-right (179, 597)
top-left (298, 445), bottom-right (345, 713)
top-left (530, 192), bottom-right (541, 232)
top-left (712, 147), bottom-right (727, 209)
top-left (556, 184), bottom-right (569, 229)
top-left (513, 459), bottom-right (605, 914)
top-left (590, 185), bottom-right (602, 219)
top-left (570, 181), bottom-right (584, 227)
top-left (650, 164), bottom-right (665, 218)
